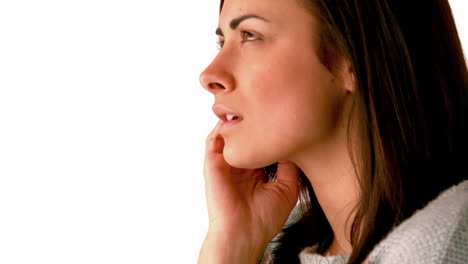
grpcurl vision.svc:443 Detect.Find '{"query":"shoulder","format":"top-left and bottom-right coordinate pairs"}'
top-left (368, 180), bottom-right (468, 264)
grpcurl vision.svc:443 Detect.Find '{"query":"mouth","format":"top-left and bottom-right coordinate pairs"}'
top-left (212, 104), bottom-right (243, 125)
top-left (225, 114), bottom-right (241, 122)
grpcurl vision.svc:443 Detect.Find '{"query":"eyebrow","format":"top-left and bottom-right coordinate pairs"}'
top-left (215, 14), bottom-right (268, 36)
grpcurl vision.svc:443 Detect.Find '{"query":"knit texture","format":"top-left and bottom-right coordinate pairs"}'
top-left (296, 180), bottom-right (468, 264)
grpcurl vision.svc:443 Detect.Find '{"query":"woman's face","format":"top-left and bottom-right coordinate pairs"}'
top-left (200, 0), bottom-right (351, 169)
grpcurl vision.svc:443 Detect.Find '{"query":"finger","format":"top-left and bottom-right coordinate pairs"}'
top-left (207, 119), bottom-right (222, 139)
top-left (204, 121), bottom-right (230, 178)
top-left (205, 120), bottom-right (223, 155)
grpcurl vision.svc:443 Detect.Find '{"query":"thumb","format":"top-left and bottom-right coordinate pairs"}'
top-left (276, 161), bottom-right (300, 206)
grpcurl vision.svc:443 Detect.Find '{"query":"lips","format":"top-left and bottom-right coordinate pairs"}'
top-left (212, 104), bottom-right (243, 122)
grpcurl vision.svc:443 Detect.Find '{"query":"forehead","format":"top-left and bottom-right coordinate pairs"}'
top-left (219, 0), bottom-right (313, 27)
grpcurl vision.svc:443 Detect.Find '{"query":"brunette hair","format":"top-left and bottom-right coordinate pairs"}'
top-left (218, 0), bottom-right (467, 263)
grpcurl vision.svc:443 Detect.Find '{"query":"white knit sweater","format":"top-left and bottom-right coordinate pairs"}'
top-left (298, 180), bottom-right (468, 264)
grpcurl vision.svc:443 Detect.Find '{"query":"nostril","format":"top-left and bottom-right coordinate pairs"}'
top-left (200, 67), bottom-right (233, 93)
top-left (209, 82), bottom-right (225, 91)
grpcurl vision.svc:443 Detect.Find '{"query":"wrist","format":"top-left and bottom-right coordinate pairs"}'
top-left (198, 230), bottom-right (267, 264)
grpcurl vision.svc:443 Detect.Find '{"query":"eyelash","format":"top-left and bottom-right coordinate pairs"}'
top-left (216, 30), bottom-right (260, 50)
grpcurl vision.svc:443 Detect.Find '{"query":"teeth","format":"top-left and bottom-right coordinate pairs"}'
top-left (226, 114), bottom-right (236, 121)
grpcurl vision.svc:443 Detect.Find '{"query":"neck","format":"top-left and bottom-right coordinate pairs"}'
top-left (291, 116), bottom-right (360, 256)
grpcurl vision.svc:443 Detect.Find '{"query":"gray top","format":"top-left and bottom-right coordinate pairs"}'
top-left (298, 180), bottom-right (468, 264)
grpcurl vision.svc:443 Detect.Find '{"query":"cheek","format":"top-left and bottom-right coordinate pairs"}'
top-left (247, 55), bottom-right (345, 153)
top-left (224, 48), bottom-right (346, 168)
top-left (250, 53), bottom-right (339, 125)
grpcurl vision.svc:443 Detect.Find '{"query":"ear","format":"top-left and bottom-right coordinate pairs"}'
top-left (341, 62), bottom-right (356, 94)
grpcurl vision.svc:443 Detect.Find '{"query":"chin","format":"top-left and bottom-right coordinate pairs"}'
top-left (223, 142), bottom-right (276, 169)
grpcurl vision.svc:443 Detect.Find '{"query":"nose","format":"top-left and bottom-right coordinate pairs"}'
top-left (199, 56), bottom-right (235, 95)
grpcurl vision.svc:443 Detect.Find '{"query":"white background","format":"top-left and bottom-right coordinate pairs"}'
top-left (0, 1), bottom-right (466, 263)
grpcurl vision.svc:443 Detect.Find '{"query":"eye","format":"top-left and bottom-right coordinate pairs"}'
top-left (215, 30), bottom-right (260, 50)
top-left (241, 30), bottom-right (260, 43)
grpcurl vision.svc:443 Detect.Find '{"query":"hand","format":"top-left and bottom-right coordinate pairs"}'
top-left (199, 121), bottom-right (300, 263)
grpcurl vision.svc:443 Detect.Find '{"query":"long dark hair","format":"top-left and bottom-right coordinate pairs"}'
top-left (218, 0), bottom-right (467, 263)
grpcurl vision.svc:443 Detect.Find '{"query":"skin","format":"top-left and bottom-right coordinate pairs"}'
top-left (199, 0), bottom-right (361, 262)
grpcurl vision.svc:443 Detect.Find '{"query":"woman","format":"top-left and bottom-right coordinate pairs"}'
top-left (198, 0), bottom-right (467, 263)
